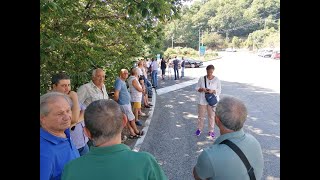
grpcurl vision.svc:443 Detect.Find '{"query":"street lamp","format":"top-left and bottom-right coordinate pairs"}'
top-left (171, 34), bottom-right (174, 48)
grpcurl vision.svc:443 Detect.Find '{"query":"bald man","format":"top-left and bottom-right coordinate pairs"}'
top-left (113, 69), bottom-right (144, 139)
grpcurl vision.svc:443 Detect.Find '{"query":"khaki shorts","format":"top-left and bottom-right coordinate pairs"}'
top-left (132, 102), bottom-right (141, 109)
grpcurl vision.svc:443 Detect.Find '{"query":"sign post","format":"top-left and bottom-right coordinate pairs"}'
top-left (200, 46), bottom-right (206, 56)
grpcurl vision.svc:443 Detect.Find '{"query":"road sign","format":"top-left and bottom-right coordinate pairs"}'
top-left (200, 46), bottom-right (206, 56)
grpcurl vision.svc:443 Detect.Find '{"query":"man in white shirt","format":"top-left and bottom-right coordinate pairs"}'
top-left (77, 68), bottom-right (109, 107)
top-left (150, 58), bottom-right (159, 88)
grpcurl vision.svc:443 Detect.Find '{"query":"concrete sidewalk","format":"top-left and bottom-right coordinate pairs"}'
top-left (123, 72), bottom-right (198, 149)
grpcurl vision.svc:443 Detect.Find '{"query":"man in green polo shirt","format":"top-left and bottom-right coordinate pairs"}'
top-left (61, 99), bottom-right (167, 180)
top-left (193, 96), bottom-right (264, 180)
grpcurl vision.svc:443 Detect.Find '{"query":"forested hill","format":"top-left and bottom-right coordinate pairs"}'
top-left (164, 0), bottom-right (280, 50)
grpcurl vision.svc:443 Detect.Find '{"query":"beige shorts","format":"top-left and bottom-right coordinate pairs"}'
top-left (119, 104), bottom-right (135, 121)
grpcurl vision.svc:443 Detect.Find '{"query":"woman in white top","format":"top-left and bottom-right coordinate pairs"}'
top-left (128, 67), bottom-right (145, 126)
top-left (194, 64), bottom-right (221, 138)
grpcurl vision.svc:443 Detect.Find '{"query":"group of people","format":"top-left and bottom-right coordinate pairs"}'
top-left (144, 56), bottom-right (186, 84)
top-left (40, 63), bottom-right (264, 180)
top-left (159, 56), bottom-right (186, 80)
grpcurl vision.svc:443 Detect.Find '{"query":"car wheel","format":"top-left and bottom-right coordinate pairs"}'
top-left (191, 64), bottom-right (195, 68)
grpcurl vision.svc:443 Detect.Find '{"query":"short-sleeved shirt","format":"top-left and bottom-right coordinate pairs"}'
top-left (181, 60), bottom-right (185, 67)
top-left (195, 75), bottom-right (221, 105)
top-left (195, 129), bottom-right (264, 180)
top-left (114, 77), bottom-right (131, 105)
top-left (161, 60), bottom-right (167, 69)
top-left (77, 80), bottom-right (109, 107)
top-left (173, 59), bottom-right (179, 69)
top-left (70, 121), bottom-right (88, 149)
top-left (61, 144), bottom-right (168, 180)
top-left (70, 103), bottom-right (88, 149)
top-left (151, 60), bottom-right (158, 71)
top-left (40, 128), bottom-right (80, 180)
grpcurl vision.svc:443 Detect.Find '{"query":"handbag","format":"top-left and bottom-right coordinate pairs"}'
top-left (204, 76), bottom-right (217, 106)
top-left (220, 139), bottom-right (256, 180)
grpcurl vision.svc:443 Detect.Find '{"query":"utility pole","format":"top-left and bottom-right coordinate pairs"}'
top-left (201, 30), bottom-right (204, 46)
top-left (264, 19), bottom-right (267, 29)
top-left (171, 34), bottom-right (174, 48)
top-left (199, 27), bottom-right (202, 56)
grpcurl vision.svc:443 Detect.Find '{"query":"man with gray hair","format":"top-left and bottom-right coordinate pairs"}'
top-left (193, 96), bottom-right (264, 180)
top-left (61, 99), bottom-right (167, 180)
top-left (77, 68), bottom-right (109, 107)
top-left (40, 92), bottom-right (80, 180)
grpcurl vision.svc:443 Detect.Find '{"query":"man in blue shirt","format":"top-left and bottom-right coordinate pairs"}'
top-left (113, 69), bottom-right (144, 139)
top-left (40, 92), bottom-right (80, 180)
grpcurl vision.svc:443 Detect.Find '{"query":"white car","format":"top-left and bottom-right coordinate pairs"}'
top-left (225, 48), bottom-right (236, 52)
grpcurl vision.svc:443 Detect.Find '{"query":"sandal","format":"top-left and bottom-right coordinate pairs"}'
top-left (136, 131), bottom-right (144, 136)
top-left (128, 134), bottom-right (140, 139)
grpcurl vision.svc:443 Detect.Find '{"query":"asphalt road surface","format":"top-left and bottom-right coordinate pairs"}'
top-left (138, 51), bottom-right (280, 180)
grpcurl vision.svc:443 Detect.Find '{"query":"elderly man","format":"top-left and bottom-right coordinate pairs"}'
top-left (51, 72), bottom-right (89, 156)
top-left (77, 68), bottom-right (109, 107)
top-left (114, 69), bottom-right (144, 139)
top-left (61, 99), bottom-right (167, 180)
top-left (193, 96), bottom-right (264, 180)
top-left (40, 92), bottom-right (80, 180)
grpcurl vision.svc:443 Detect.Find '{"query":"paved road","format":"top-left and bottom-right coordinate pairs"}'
top-left (138, 51), bottom-right (280, 180)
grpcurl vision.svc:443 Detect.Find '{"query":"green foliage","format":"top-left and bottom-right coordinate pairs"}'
top-left (164, 47), bottom-right (198, 58)
top-left (245, 27), bottom-right (278, 50)
top-left (203, 32), bottom-right (225, 49)
top-left (231, 36), bottom-right (241, 48)
top-left (40, 0), bottom-right (183, 95)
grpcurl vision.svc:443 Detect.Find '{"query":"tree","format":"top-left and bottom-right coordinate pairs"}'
top-left (40, 0), bottom-right (184, 95)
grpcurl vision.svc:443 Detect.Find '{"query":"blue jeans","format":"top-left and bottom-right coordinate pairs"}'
top-left (174, 68), bottom-right (179, 80)
top-left (152, 70), bottom-right (158, 87)
top-left (78, 143), bottom-right (89, 156)
top-left (144, 76), bottom-right (152, 88)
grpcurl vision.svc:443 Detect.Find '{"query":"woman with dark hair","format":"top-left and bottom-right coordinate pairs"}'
top-left (194, 64), bottom-right (221, 138)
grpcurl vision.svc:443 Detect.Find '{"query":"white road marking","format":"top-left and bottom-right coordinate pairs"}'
top-left (132, 88), bottom-right (156, 152)
top-left (132, 78), bottom-right (199, 152)
top-left (156, 78), bottom-right (198, 96)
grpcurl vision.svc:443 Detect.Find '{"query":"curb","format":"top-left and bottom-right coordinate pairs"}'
top-left (132, 88), bottom-right (156, 152)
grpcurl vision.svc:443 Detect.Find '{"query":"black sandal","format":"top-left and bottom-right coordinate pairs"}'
top-left (136, 131), bottom-right (144, 136)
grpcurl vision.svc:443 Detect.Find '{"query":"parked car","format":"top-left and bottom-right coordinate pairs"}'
top-left (184, 58), bottom-right (203, 68)
top-left (271, 50), bottom-right (280, 59)
top-left (258, 48), bottom-right (273, 58)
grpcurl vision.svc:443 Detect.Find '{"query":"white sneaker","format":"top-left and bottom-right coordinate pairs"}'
top-left (139, 112), bottom-right (147, 116)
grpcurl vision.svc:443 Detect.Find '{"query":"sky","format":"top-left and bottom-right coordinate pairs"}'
top-left (182, 0), bottom-right (195, 7)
